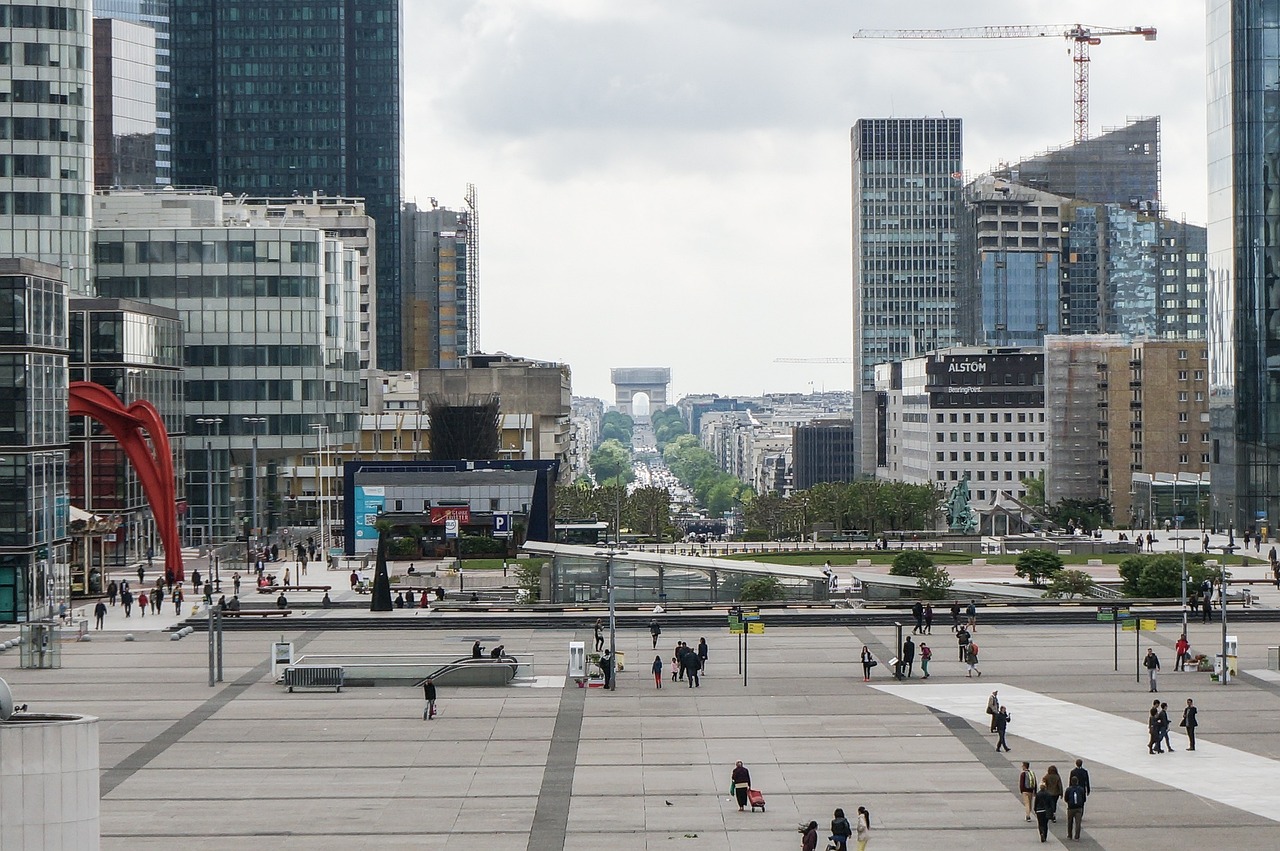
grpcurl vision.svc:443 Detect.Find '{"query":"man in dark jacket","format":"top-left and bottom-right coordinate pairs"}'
top-left (682, 645), bottom-right (700, 688)
top-left (1068, 759), bottom-right (1090, 798)
top-left (1033, 782), bottom-right (1056, 842)
top-left (1064, 776), bottom-right (1087, 840)
top-left (649, 619), bottom-right (661, 648)
top-left (1181, 699), bottom-right (1198, 750)
top-left (956, 626), bottom-right (971, 661)
top-left (422, 678), bottom-right (437, 720)
top-left (902, 636), bottom-right (916, 678)
top-left (994, 705), bottom-right (1011, 752)
top-left (911, 600), bottom-right (924, 634)
top-left (93, 601), bottom-right (107, 629)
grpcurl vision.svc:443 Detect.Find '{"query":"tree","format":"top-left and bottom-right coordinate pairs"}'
top-left (370, 518), bottom-right (394, 612)
top-left (1137, 555), bottom-right (1185, 597)
top-left (916, 564), bottom-right (953, 600)
top-left (1021, 472), bottom-right (1046, 507)
top-left (1014, 549), bottom-right (1064, 586)
top-left (599, 411), bottom-right (634, 446)
top-left (890, 551), bottom-right (934, 578)
top-left (589, 439), bottom-right (633, 485)
top-left (1045, 569), bottom-right (1094, 599)
top-left (738, 576), bottom-right (786, 601)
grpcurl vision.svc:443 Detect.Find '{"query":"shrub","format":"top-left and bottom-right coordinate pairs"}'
top-left (1014, 549), bottom-right (1064, 586)
top-left (1045, 569), bottom-right (1094, 599)
top-left (738, 576), bottom-right (786, 601)
top-left (890, 551), bottom-right (934, 578)
top-left (916, 564), bottom-right (953, 600)
top-left (741, 529), bottom-right (769, 542)
top-left (515, 562), bottom-right (542, 603)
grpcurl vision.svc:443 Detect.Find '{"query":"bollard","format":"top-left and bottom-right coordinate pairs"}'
top-left (123, 634), bottom-right (135, 642)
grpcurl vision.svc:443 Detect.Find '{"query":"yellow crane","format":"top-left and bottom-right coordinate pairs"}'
top-left (851, 24), bottom-right (1157, 143)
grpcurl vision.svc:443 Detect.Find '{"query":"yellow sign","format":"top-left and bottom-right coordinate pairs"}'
top-left (1121, 618), bottom-right (1157, 631)
top-left (746, 622), bottom-right (765, 634)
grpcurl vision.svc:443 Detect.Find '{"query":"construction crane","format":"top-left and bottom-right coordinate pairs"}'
top-left (775, 357), bottom-right (854, 364)
top-left (852, 24), bottom-right (1157, 143)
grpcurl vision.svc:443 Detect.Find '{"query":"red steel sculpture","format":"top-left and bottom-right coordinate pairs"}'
top-left (68, 382), bottom-right (184, 581)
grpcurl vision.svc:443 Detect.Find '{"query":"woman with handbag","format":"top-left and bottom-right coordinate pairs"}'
top-left (860, 646), bottom-right (876, 682)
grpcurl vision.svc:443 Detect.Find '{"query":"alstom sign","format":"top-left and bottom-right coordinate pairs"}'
top-left (947, 360), bottom-right (988, 373)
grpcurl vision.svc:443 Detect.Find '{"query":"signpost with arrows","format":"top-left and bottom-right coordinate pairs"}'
top-left (728, 606), bottom-right (762, 686)
top-left (1122, 616), bottom-right (1158, 683)
top-left (1097, 605), bottom-right (1130, 671)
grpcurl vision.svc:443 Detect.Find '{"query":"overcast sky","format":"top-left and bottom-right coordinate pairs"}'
top-left (404, 1), bottom-right (1207, 404)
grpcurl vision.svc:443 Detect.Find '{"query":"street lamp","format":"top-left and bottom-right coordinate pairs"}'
top-left (593, 542), bottom-right (627, 690)
top-left (310, 422), bottom-right (330, 553)
top-left (242, 417), bottom-right (267, 547)
top-left (1172, 518), bottom-right (1195, 636)
top-left (196, 417), bottom-right (223, 591)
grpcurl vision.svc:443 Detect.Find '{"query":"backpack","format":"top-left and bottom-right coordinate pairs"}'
top-left (1020, 770), bottom-right (1036, 793)
top-left (1065, 785), bottom-right (1086, 808)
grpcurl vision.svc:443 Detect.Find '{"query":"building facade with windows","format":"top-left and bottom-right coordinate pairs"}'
top-left (0, 259), bottom-right (71, 623)
top-left (792, 420), bottom-right (860, 490)
top-left (91, 17), bottom-right (157, 188)
top-left (402, 200), bottom-right (477, 371)
top-left (170, 0), bottom-right (402, 368)
top-left (93, 0), bottom-right (171, 184)
top-left (91, 190), bottom-right (361, 542)
top-left (1, 0), bottom-right (94, 295)
top-left (875, 347), bottom-right (1047, 508)
top-left (1045, 336), bottom-right (1211, 526)
top-left (67, 298), bottom-right (184, 585)
top-left (1206, 0), bottom-right (1280, 533)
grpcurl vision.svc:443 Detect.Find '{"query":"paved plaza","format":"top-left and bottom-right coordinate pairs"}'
top-left (3, 597), bottom-right (1280, 849)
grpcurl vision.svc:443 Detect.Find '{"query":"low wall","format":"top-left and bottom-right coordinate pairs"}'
top-left (0, 713), bottom-right (99, 849)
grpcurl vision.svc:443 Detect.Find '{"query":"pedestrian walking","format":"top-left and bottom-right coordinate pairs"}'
top-left (107, 580), bottom-right (118, 606)
top-left (593, 618), bottom-right (604, 653)
top-left (1201, 591), bottom-right (1212, 623)
top-left (1175, 633), bottom-right (1189, 671)
top-left (828, 807), bottom-right (853, 851)
top-left (911, 600), bottom-right (924, 634)
top-left (1042, 765), bottom-right (1063, 822)
top-left (422, 678), bottom-right (437, 719)
top-left (599, 649), bottom-right (614, 689)
top-left (919, 642), bottom-right (931, 679)
top-left (283, 567), bottom-right (291, 588)
top-left (173, 586), bottom-right (183, 615)
top-left (730, 761), bottom-right (752, 812)
top-left (923, 604), bottom-right (933, 634)
top-left (1148, 705), bottom-right (1164, 754)
top-left (1018, 762), bottom-right (1037, 822)
top-left (121, 589), bottom-right (133, 617)
top-left (138, 592), bottom-right (147, 617)
top-left (966, 599), bottom-right (977, 632)
top-left (950, 601), bottom-right (961, 631)
top-left (1144, 648), bottom-right (1161, 692)
top-left (1180, 698), bottom-right (1198, 750)
top-left (994, 705), bottom-right (1011, 752)
top-left (683, 646), bottom-right (700, 688)
top-left (987, 689), bottom-right (1000, 731)
top-left (649, 618), bottom-right (661, 649)
top-left (1203, 533), bottom-right (1210, 552)
top-left (1158, 702), bottom-right (1175, 751)
top-left (855, 807), bottom-right (871, 851)
top-left (233, 573), bottom-right (241, 596)
top-left (651, 654), bottom-right (663, 688)
top-left (1033, 781), bottom-right (1055, 842)
top-left (901, 636), bottom-right (916, 678)
top-left (800, 820), bottom-right (818, 851)
top-left (137, 565), bottom-right (145, 585)
top-left (965, 641), bottom-right (981, 677)
top-left (1064, 774), bottom-right (1087, 840)
top-left (93, 601), bottom-right (106, 629)
top-left (860, 645), bottom-right (875, 682)
top-left (956, 625), bottom-right (971, 662)
top-left (1068, 758), bottom-right (1091, 793)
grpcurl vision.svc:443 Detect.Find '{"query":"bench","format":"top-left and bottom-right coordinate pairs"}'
top-left (222, 609), bottom-right (292, 618)
top-left (257, 584), bottom-right (332, 594)
top-left (282, 665), bottom-right (343, 692)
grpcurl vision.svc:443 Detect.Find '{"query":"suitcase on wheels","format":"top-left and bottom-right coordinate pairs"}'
top-left (748, 788), bottom-right (765, 812)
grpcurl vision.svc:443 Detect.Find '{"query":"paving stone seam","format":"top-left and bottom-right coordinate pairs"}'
top-left (526, 630), bottom-right (587, 851)
top-left (99, 629), bottom-right (321, 797)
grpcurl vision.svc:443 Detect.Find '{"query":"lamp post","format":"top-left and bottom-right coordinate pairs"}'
top-left (242, 417), bottom-right (266, 548)
top-left (196, 417), bottom-right (224, 592)
top-left (1172, 518), bottom-right (1194, 636)
top-left (310, 422), bottom-right (329, 553)
top-left (594, 542), bottom-right (626, 690)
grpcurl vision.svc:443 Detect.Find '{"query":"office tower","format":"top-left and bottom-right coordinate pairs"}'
top-left (0, 0), bottom-right (94, 295)
top-left (0, 259), bottom-right (71, 623)
top-left (960, 119), bottom-right (1207, 346)
top-left (402, 195), bottom-right (478, 370)
top-left (92, 17), bottom-right (157, 187)
top-left (67, 298), bottom-right (184, 587)
top-left (170, 0), bottom-right (403, 369)
top-left (93, 1), bottom-right (170, 184)
top-left (852, 118), bottom-right (962, 477)
top-left (235, 195), bottom-right (377, 373)
top-left (792, 421), bottom-right (860, 490)
top-left (92, 190), bottom-right (361, 542)
top-left (1045, 336), bottom-right (1210, 526)
top-left (1207, 0), bottom-right (1280, 533)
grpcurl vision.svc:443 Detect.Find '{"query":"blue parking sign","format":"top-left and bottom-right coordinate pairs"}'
top-left (493, 513), bottom-right (512, 536)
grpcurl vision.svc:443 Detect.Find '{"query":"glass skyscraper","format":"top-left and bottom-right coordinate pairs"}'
top-left (0, 0), bottom-right (94, 295)
top-left (93, 0), bottom-right (171, 184)
top-left (170, 0), bottom-right (402, 369)
top-left (1207, 0), bottom-right (1280, 532)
